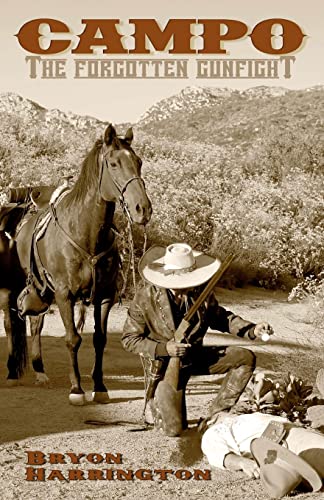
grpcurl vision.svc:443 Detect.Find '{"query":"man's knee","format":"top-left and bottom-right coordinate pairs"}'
top-left (227, 347), bottom-right (256, 369)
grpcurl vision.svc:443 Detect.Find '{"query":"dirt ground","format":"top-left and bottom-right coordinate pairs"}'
top-left (0, 286), bottom-right (323, 500)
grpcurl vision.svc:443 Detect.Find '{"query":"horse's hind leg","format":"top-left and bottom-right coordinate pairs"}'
top-left (56, 291), bottom-right (85, 405)
top-left (2, 289), bottom-right (27, 384)
top-left (29, 315), bottom-right (49, 386)
top-left (92, 297), bottom-right (113, 403)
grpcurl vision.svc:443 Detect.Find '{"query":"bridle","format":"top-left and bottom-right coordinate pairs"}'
top-left (99, 145), bottom-right (145, 221)
top-left (98, 144), bottom-right (148, 293)
top-left (33, 142), bottom-right (148, 304)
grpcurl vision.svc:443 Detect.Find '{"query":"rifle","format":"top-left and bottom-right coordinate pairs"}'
top-left (154, 253), bottom-right (235, 436)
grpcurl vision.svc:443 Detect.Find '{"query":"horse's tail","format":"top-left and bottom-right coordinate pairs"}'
top-left (77, 302), bottom-right (87, 333)
top-left (8, 303), bottom-right (28, 378)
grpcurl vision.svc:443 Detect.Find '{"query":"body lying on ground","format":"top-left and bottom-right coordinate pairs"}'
top-left (201, 410), bottom-right (324, 498)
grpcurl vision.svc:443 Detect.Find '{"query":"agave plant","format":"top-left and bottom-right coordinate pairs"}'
top-left (246, 371), bottom-right (323, 425)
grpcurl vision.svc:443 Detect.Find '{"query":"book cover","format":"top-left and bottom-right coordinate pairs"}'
top-left (0, 1), bottom-right (323, 499)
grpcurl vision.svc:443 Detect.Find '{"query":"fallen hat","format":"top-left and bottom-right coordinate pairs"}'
top-left (139, 243), bottom-right (221, 289)
top-left (251, 437), bottom-right (322, 499)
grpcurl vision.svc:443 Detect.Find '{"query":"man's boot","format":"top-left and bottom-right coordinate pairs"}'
top-left (198, 364), bottom-right (253, 433)
top-left (208, 364), bottom-right (253, 417)
top-left (140, 355), bottom-right (166, 426)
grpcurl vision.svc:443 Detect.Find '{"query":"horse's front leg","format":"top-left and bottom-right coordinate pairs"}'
top-left (55, 290), bottom-right (85, 405)
top-left (92, 297), bottom-right (114, 403)
top-left (29, 315), bottom-right (49, 386)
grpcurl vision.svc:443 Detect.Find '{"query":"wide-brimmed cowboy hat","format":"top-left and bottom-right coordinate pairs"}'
top-left (251, 437), bottom-right (322, 499)
top-left (139, 243), bottom-right (221, 289)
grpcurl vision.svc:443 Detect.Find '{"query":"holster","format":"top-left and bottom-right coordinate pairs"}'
top-left (140, 355), bottom-right (189, 435)
top-left (261, 420), bottom-right (287, 444)
top-left (141, 355), bottom-right (166, 402)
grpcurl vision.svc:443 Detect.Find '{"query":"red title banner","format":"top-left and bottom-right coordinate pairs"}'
top-left (16, 18), bottom-right (305, 56)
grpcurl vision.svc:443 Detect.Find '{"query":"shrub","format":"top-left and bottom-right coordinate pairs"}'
top-left (1, 105), bottom-right (323, 294)
top-left (288, 273), bottom-right (324, 328)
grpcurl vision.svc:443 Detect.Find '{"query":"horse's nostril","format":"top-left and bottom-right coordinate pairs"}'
top-left (136, 204), bottom-right (141, 213)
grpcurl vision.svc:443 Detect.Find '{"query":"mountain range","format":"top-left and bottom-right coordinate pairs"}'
top-left (0, 92), bottom-right (107, 134)
top-left (1, 85), bottom-right (324, 145)
top-left (137, 85), bottom-right (290, 126)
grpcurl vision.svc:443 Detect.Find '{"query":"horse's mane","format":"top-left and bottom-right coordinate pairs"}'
top-left (67, 139), bottom-right (103, 205)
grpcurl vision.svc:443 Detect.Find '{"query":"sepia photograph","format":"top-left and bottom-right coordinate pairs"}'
top-left (0, 1), bottom-right (323, 499)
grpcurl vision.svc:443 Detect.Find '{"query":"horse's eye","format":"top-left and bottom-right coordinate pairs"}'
top-left (110, 161), bottom-right (118, 168)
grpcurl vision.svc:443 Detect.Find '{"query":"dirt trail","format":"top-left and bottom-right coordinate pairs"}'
top-left (0, 287), bottom-right (323, 500)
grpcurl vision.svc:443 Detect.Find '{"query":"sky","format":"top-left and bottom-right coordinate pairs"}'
top-left (1, 0), bottom-right (324, 123)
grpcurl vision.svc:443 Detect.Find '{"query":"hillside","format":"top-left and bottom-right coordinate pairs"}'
top-left (0, 86), bottom-right (323, 294)
top-left (137, 85), bottom-right (289, 127)
top-left (1, 86), bottom-right (324, 150)
top-left (136, 85), bottom-right (324, 148)
top-left (0, 92), bottom-right (108, 134)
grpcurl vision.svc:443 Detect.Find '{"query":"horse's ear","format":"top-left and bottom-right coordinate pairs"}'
top-left (124, 128), bottom-right (133, 145)
top-left (104, 124), bottom-right (117, 145)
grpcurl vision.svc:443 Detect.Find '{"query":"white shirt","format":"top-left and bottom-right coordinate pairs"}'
top-left (201, 413), bottom-right (288, 469)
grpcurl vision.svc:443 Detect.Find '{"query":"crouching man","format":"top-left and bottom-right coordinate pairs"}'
top-left (122, 243), bottom-right (273, 436)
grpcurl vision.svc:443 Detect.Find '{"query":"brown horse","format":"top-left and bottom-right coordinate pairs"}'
top-left (14, 123), bottom-right (152, 404)
top-left (0, 184), bottom-right (58, 384)
top-left (0, 185), bottom-right (59, 384)
top-left (0, 231), bottom-right (27, 382)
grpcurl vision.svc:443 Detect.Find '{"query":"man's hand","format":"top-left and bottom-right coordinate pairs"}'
top-left (166, 340), bottom-right (191, 357)
top-left (240, 457), bottom-right (260, 479)
top-left (253, 322), bottom-right (274, 341)
top-left (224, 454), bottom-right (260, 479)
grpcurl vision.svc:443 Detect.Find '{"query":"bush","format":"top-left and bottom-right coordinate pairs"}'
top-left (288, 273), bottom-right (324, 328)
top-left (140, 127), bottom-right (324, 289)
top-left (0, 113), bottom-right (89, 188)
top-left (1, 107), bottom-right (323, 293)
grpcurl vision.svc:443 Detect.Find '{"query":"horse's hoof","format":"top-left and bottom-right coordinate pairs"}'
top-left (69, 393), bottom-right (86, 406)
top-left (35, 373), bottom-right (50, 386)
top-left (6, 378), bottom-right (20, 387)
top-left (92, 391), bottom-right (110, 404)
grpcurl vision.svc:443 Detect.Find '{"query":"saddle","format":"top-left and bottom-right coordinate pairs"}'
top-left (0, 185), bottom-right (56, 235)
top-left (0, 185), bottom-right (55, 317)
top-left (17, 211), bottom-right (54, 317)
top-left (16, 185), bottom-right (71, 317)
top-left (6, 185), bottom-right (57, 208)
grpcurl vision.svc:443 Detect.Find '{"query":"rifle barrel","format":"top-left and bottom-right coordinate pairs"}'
top-left (184, 253), bottom-right (235, 322)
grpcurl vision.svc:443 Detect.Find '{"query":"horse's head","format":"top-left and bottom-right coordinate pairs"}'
top-left (99, 124), bottom-right (152, 225)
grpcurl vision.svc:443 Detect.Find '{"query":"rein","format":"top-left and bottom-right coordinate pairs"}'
top-left (43, 145), bottom-right (147, 302)
top-left (99, 147), bottom-right (145, 219)
top-left (115, 207), bottom-right (148, 298)
top-left (98, 145), bottom-right (148, 295)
